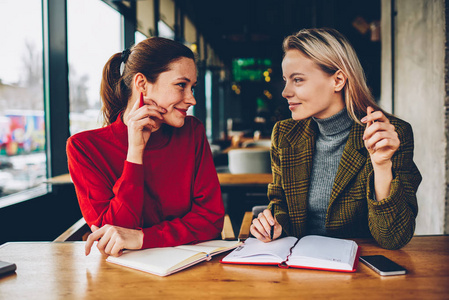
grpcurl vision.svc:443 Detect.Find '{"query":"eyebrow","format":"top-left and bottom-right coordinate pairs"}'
top-left (288, 72), bottom-right (305, 79)
top-left (176, 77), bottom-right (198, 85)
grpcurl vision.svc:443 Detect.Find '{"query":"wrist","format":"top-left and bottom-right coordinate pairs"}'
top-left (372, 159), bottom-right (392, 173)
top-left (127, 147), bottom-right (144, 165)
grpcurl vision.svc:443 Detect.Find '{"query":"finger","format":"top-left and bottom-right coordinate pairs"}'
top-left (132, 116), bottom-right (158, 131)
top-left (104, 233), bottom-right (116, 255)
top-left (364, 124), bottom-right (397, 146)
top-left (91, 225), bottom-right (100, 232)
top-left (273, 223), bottom-right (283, 240)
top-left (368, 136), bottom-right (399, 152)
top-left (144, 106), bottom-right (166, 119)
top-left (253, 216), bottom-right (270, 238)
top-left (250, 224), bottom-right (269, 242)
top-left (365, 130), bottom-right (389, 149)
top-left (133, 106), bottom-right (165, 120)
top-left (147, 100), bottom-right (168, 115)
top-left (110, 240), bottom-right (125, 257)
top-left (96, 228), bottom-right (114, 256)
top-left (257, 212), bottom-right (272, 234)
top-left (363, 121), bottom-right (395, 141)
top-left (85, 226), bottom-right (107, 255)
top-left (362, 108), bottom-right (389, 125)
top-left (131, 93), bottom-right (142, 111)
top-left (262, 209), bottom-right (275, 226)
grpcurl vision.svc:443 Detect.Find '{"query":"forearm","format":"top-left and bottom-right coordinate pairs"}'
top-left (76, 161), bottom-right (145, 229)
top-left (141, 210), bottom-right (224, 249)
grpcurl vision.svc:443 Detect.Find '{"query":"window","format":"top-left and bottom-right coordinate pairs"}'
top-left (158, 20), bottom-right (175, 40)
top-left (0, 0), bottom-right (45, 197)
top-left (68, 0), bottom-right (122, 134)
top-left (135, 31), bottom-right (147, 44)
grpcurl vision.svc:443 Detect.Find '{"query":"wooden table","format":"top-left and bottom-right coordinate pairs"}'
top-left (217, 173), bottom-right (272, 186)
top-left (0, 236), bottom-right (448, 299)
top-left (46, 173), bottom-right (273, 186)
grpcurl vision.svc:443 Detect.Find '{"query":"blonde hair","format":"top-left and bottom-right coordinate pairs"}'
top-left (283, 28), bottom-right (381, 124)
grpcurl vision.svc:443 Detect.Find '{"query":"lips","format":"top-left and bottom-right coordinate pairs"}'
top-left (174, 107), bottom-right (188, 116)
top-left (288, 102), bottom-right (301, 110)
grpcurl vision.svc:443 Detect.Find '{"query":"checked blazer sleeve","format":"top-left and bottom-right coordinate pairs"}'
top-left (267, 121), bottom-right (291, 237)
top-left (365, 118), bottom-right (421, 249)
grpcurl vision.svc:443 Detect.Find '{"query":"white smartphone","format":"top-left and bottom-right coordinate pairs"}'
top-left (360, 255), bottom-right (407, 276)
top-left (0, 260), bottom-right (17, 276)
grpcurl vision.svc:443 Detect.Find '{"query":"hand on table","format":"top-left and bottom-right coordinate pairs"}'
top-left (85, 224), bottom-right (144, 257)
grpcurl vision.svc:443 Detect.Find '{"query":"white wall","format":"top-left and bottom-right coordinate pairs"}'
top-left (381, 0), bottom-right (446, 234)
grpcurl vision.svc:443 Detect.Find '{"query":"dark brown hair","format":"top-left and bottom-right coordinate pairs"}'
top-left (100, 37), bottom-right (195, 125)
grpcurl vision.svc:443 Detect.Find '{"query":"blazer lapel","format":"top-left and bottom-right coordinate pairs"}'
top-left (328, 122), bottom-right (367, 208)
top-left (279, 119), bottom-right (317, 237)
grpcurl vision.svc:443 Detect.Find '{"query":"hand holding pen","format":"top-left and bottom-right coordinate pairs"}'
top-left (125, 92), bottom-right (166, 164)
top-left (361, 106), bottom-right (399, 200)
top-left (361, 106), bottom-right (399, 167)
top-left (250, 206), bottom-right (282, 243)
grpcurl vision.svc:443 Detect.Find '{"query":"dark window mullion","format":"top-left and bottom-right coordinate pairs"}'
top-left (42, 0), bottom-right (70, 178)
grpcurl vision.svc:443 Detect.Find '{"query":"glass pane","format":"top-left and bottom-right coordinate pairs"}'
top-left (158, 20), bottom-right (175, 40)
top-left (68, 0), bottom-right (122, 134)
top-left (0, 0), bottom-right (46, 197)
top-left (135, 30), bottom-right (147, 44)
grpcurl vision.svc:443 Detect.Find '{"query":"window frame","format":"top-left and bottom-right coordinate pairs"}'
top-left (0, 0), bottom-right (136, 207)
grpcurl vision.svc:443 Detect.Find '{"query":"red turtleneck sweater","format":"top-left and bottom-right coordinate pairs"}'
top-left (66, 115), bottom-right (224, 249)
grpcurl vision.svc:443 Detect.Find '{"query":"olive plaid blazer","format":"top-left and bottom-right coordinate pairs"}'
top-left (268, 116), bottom-right (421, 250)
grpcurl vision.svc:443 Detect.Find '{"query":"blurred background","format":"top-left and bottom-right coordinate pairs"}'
top-left (0, 0), bottom-right (447, 242)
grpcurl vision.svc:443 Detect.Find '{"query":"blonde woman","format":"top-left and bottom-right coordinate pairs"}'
top-left (251, 28), bottom-right (421, 249)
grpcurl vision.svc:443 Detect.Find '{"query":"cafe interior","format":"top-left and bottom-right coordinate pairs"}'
top-left (0, 0), bottom-right (385, 243)
top-left (0, 0), bottom-right (448, 298)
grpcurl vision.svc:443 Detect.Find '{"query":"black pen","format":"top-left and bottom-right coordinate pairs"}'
top-left (270, 206), bottom-right (274, 240)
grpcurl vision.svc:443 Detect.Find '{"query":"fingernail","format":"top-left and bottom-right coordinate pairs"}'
top-left (269, 220), bottom-right (274, 226)
top-left (361, 117), bottom-right (367, 122)
top-left (152, 101), bottom-right (157, 106)
top-left (162, 108), bottom-right (167, 113)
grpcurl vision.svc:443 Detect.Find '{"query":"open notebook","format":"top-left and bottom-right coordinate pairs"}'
top-left (107, 240), bottom-right (242, 277)
top-left (221, 235), bottom-right (359, 272)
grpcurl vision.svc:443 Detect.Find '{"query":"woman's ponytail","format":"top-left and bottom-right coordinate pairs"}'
top-left (100, 52), bottom-right (130, 125)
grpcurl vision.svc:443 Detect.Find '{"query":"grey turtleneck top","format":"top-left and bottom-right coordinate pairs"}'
top-left (306, 108), bottom-right (353, 235)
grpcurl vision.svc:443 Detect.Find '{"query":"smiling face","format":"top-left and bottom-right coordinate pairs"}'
top-left (146, 57), bottom-right (197, 128)
top-left (281, 50), bottom-right (345, 120)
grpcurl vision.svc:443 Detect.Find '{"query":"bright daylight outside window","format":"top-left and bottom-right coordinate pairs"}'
top-left (68, 0), bottom-right (121, 134)
top-left (0, 0), bottom-right (45, 197)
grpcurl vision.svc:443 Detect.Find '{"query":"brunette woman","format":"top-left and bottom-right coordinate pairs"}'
top-left (67, 37), bottom-right (224, 257)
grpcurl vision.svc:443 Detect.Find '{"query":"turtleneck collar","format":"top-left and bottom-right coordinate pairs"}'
top-left (312, 107), bottom-right (353, 136)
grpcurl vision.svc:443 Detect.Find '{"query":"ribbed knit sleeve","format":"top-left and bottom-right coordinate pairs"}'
top-left (67, 137), bottom-right (144, 229)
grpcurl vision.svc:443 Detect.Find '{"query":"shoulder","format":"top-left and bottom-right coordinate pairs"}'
top-left (67, 126), bottom-right (112, 153)
top-left (272, 118), bottom-right (313, 147)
